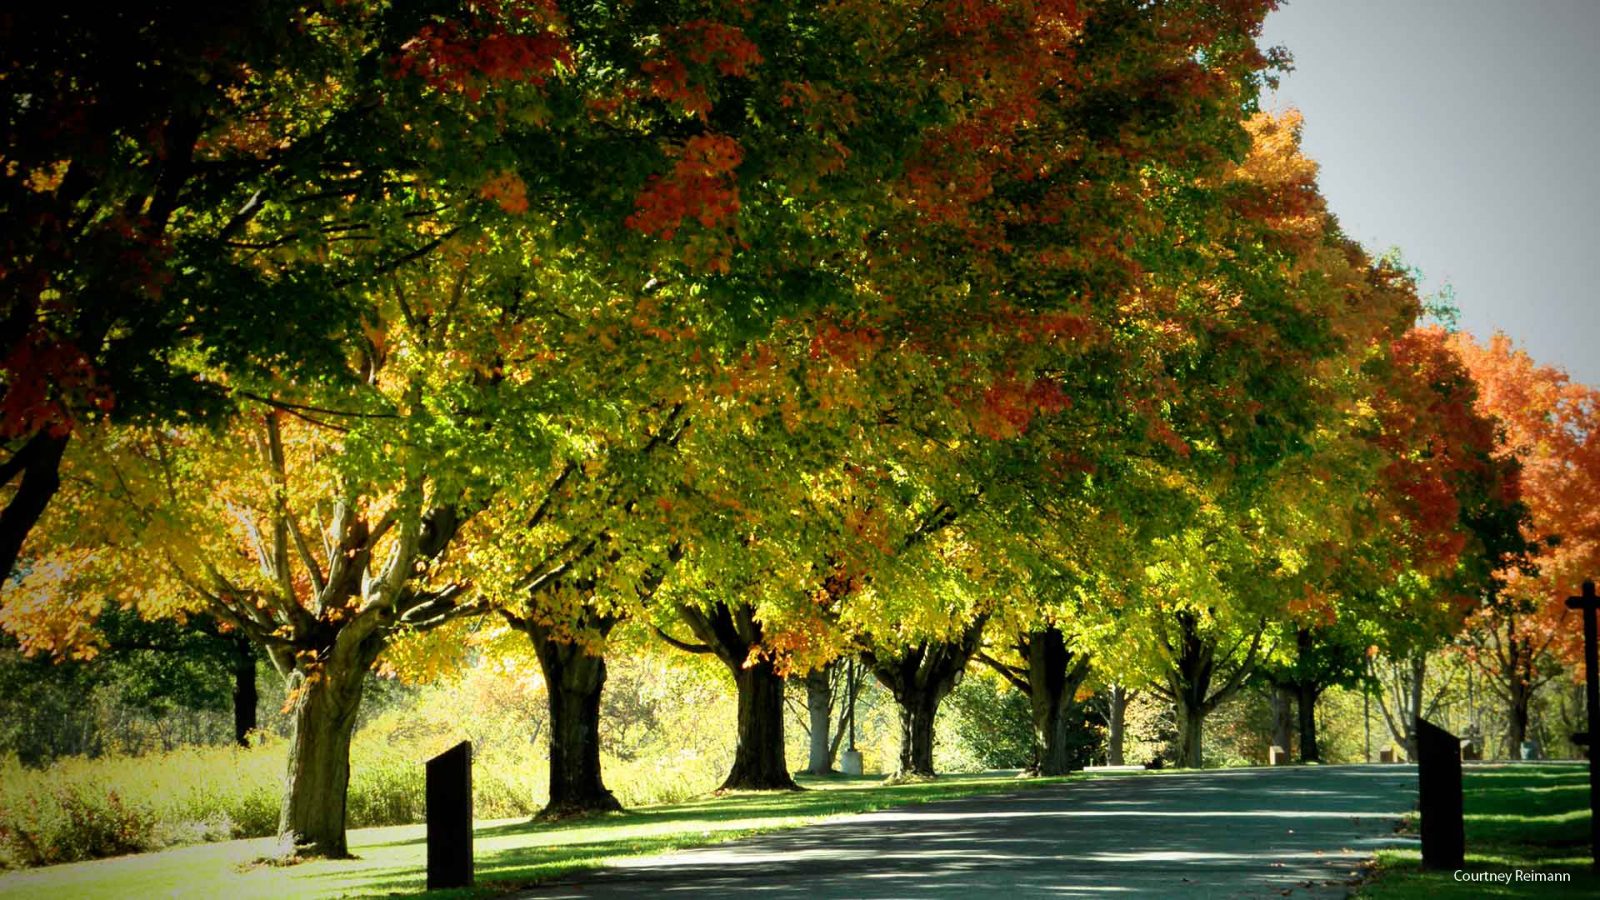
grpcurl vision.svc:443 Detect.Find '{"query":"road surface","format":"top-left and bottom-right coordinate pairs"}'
top-left (515, 765), bottom-right (1420, 898)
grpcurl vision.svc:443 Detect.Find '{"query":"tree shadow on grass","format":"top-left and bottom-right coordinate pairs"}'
top-left (313, 774), bottom-right (1077, 897)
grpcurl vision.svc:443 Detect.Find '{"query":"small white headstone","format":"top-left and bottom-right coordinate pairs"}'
top-left (840, 750), bottom-right (864, 775)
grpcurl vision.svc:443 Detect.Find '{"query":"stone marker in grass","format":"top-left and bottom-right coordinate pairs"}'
top-left (1416, 718), bottom-right (1464, 870)
top-left (427, 740), bottom-right (473, 889)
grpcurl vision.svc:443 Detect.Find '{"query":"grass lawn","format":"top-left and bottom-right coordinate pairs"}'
top-left (1358, 762), bottom-right (1598, 898)
top-left (0, 772), bottom-right (1073, 899)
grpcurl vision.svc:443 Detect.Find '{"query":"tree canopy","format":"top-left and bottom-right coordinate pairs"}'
top-left (4, 0), bottom-right (1592, 863)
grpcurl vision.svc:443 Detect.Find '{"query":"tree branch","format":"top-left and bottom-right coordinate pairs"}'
top-left (653, 625), bottom-right (713, 654)
top-left (975, 650), bottom-right (1031, 694)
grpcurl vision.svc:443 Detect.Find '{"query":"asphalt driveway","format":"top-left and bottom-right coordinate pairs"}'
top-left (515, 765), bottom-right (1420, 898)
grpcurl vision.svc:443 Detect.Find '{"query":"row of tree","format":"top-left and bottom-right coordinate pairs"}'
top-left (4, 0), bottom-right (1596, 862)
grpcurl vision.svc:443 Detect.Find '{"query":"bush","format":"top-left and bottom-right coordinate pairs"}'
top-left (0, 743), bottom-right (282, 869)
top-left (0, 780), bottom-right (158, 868)
top-left (937, 675), bottom-right (1035, 772)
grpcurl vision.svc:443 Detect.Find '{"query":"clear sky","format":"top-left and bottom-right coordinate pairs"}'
top-left (1260, 0), bottom-right (1600, 385)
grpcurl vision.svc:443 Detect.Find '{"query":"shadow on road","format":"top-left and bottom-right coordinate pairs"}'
top-left (513, 765), bottom-right (1419, 899)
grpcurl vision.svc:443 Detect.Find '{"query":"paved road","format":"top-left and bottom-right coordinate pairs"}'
top-left (516, 765), bottom-right (1419, 899)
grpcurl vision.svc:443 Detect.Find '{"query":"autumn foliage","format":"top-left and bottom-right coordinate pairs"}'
top-left (4, 0), bottom-right (1594, 868)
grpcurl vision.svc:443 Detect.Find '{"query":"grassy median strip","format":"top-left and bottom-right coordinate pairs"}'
top-left (1358, 762), bottom-right (1598, 898)
top-left (0, 771), bottom-right (1072, 899)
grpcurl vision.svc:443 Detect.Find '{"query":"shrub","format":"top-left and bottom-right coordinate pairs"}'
top-left (937, 675), bottom-right (1035, 772)
top-left (0, 782), bottom-right (158, 868)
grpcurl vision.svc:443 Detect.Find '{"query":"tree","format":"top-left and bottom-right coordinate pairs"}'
top-left (9, 0), bottom-right (1302, 827)
top-left (791, 658), bottom-right (866, 775)
top-left (710, 1), bottom-right (1292, 782)
top-left (1103, 684), bottom-right (1136, 765)
top-left (861, 613), bottom-right (991, 779)
top-left (1358, 327), bottom-right (1531, 759)
top-left (0, 0), bottom-right (578, 583)
top-left (91, 609), bottom-right (261, 749)
top-left (0, 609), bottom-right (254, 762)
top-left (978, 624), bottom-right (1093, 775)
top-left (1260, 623), bottom-right (1369, 763)
top-left (3, 225), bottom-right (563, 856)
top-left (469, 0), bottom-right (1284, 803)
top-left (1148, 587), bottom-right (1275, 769)
top-left (1449, 331), bottom-right (1599, 755)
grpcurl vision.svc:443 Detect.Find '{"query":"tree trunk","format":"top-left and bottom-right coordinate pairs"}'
top-left (1175, 692), bottom-right (1205, 769)
top-left (864, 615), bottom-right (988, 779)
top-left (278, 656), bottom-right (368, 858)
top-left (1405, 654), bottom-right (1426, 761)
top-left (804, 665), bottom-right (835, 775)
top-left (531, 629), bottom-right (621, 817)
top-left (1166, 611), bottom-right (1215, 769)
top-left (1107, 685), bottom-right (1128, 766)
top-left (1506, 672), bottom-right (1531, 759)
top-left (897, 691), bottom-right (940, 776)
top-left (0, 431), bottom-right (68, 584)
top-left (1026, 627), bottom-right (1090, 776)
top-left (1270, 685), bottom-right (1294, 758)
top-left (1296, 681), bottom-right (1320, 763)
top-left (232, 636), bottom-right (257, 747)
top-left (724, 657), bottom-right (798, 790)
top-left (1502, 631), bottom-right (1533, 759)
top-left (675, 600), bottom-right (799, 791)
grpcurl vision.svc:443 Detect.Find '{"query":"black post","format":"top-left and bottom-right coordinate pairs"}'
top-left (1565, 580), bottom-right (1600, 871)
top-left (1416, 718), bottom-right (1464, 870)
top-left (426, 741), bottom-right (473, 889)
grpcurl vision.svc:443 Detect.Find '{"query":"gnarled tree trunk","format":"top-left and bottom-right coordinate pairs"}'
top-left (728, 657), bottom-right (794, 789)
top-left (1507, 682), bottom-right (1530, 757)
top-left (1404, 655), bottom-right (1425, 760)
top-left (1024, 627), bottom-right (1092, 776)
top-left (1174, 695), bottom-right (1206, 769)
top-left (527, 617), bottom-right (621, 817)
top-left (1504, 632), bottom-right (1532, 759)
top-left (1166, 611), bottom-right (1216, 769)
top-left (896, 690), bottom-right (941, 776)
top-left (507, 546), bottom-right (679, 814)
top-left (1292, 627), bottom-right (1321, 763)
top-left (1158, 609), bottom-right (1265, 769)
top-left (676, 599), bottom-right (798, 791)
top-left (277, 639), bottom-right (379, 858)
top-left (865, 614), bottom-right (988, 778)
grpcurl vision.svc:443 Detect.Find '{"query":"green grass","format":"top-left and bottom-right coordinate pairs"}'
top-left (0, 771), bottom-right (1073, 899)
top-left (1358, 762), bottom-right (1598, 898)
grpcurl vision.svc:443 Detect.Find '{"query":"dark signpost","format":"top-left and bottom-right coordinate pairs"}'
top-left (1416, 718), bottom-right (1464, 869)
top-left (1566, 580), bottom-right (1600, 871)
top-left (426, 740), bottom-right (473, 890)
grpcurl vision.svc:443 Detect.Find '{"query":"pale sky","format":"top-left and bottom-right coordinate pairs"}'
top-left (1261, 0), bottom-right (1600, 386)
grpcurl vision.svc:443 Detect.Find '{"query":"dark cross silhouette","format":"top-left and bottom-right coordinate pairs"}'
top-left (1565, 580), bottom-right (1600, 871)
